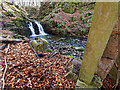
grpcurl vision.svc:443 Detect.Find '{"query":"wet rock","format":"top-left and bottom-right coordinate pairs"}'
top-left (60, 52), bottom-right (67, 55)
top-left (72, 64), bottom-right (81, 75)
top-left (74, 47), bottom-right (84, 51)
top-left (71, 59), bottom-right (82, 66)
top-left (55, 43), bottom-right (59, 45)
top-left (38, 53), bottom-right (47, 57)
top-left (57, 38), bottom-right (66, 41)
top-left (60, 46), bottom-right (67, 50)
top-left (13, 34), bottom-right (29, 41)
top-left (10, 27), bottom-right (31, 38)
top-left (91, 75), bottom-right (103, 88)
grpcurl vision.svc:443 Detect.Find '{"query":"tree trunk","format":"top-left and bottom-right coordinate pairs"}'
top-left (76, 2), bottom-right (118, 88)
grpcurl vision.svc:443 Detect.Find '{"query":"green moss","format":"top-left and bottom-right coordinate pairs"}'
top-left (71, 17), bottom-right (76, 22)
top-left (79, 8), bottom-right (84, 14)
top-left (31, 38), bottom-right (48, 51)
top-left (47, 48), bottom-right (53, 52)
top-left (62, 2), bottom-right (76, 14)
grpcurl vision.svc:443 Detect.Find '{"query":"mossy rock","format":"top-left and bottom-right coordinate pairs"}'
top-left (11, 18), bottom-right (27, 27)
top-left (62, 2), bottom-right (76, 14)
top-left (31, 38), bottom-right (48, 51)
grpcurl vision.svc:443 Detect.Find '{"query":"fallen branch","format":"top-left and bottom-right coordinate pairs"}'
top-left (48, 49), bottom-right (59, 59)
top-left (39, 68), bottom-right (47, 81)
top-left (113, 63), bottom-right (120, 88)
top-left (2, 44), bottom-right (10, 88)
top-left (0, 38), bottom-right (23, 43)
top-left (0, 44), bottom-right (7, 50)
top-left (29, 41), bottom-right (40, 59)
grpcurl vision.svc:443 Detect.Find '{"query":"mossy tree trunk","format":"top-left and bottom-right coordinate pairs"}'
top-left (76, 2), bottom-right (118, 88)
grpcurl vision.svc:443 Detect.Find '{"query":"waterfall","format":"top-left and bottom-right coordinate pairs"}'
top-left (28, 21), bottom-right (47, 37)
top-left (34, 21), bottom-right (47, 35)
top-left (28, 22), bottom-right (36, 36)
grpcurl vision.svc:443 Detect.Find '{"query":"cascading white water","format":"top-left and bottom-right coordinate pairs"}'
top-left (34, 21), bottom-right (47, 35)
top-left (28, 22), bottom-right (36, 36)
top-left (28, 21), bottom-right (47, 37)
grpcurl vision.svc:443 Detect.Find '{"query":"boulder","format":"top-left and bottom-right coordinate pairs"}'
top-left (31, 38), bottom-right (48, 51)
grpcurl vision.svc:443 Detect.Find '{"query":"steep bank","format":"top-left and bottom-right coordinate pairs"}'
top-left (41, 2), bottom-right (95, 37)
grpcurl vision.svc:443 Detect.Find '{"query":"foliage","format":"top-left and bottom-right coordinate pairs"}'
top-left (85, 11), bottom-right (92, 17)
top-left (71, 17), bottom-right (76, 22)
top-left (47, 48), bottom-right (53, 52)
top-left (79, 8), bottom-right (84, 14)
top-left (55, 2), bottom-right (76, 14)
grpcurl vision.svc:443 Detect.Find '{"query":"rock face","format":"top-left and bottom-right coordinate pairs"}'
top-left (10, 27), bottom-right (32, 38)
top-left (40, 22), bottom-right (52, 35)
top-left (1, 2), bottom-right (34, 37)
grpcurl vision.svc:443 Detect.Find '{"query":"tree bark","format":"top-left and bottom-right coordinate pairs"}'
top-left (76, 2), bottom-right (118, 88)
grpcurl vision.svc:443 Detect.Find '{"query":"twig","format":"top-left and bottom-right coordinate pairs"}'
top-left (114, 62), bottom-right (118, 70)
top-left (2, 44), bottom-right (10, 89)
top-left (39, 68), bottom-right (47, 80)
top-left (113, 66), bottom-right (120, 88)
top-left (0, 44), bottom-right (7, 50)
top-left (48, 49), bottom-right (58, 59)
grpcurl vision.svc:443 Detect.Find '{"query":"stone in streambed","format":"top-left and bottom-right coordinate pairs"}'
top-left (57, 38), bottom-right (66, 41)
top-left (38, 53), bottom-right (47, 57)
top-left (60, 46), bottom-right (68, 50)
top-left (74, 47), bottom-right (84, 51)
top-left (72, 59), bottom-right (82, 75)
top-left (71, 59), bottom-right (82, 66)
top-left (60, 51), bottom-right (67, 55)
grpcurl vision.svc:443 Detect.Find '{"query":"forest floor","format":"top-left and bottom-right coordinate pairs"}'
top-left (1, 37), bottom-right (116, 89)
top-left (1, 42), bottom-right (76, 88)
top-left (0, 16), bottom-right (116, 89)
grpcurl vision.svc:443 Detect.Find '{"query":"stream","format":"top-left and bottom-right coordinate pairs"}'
top-left (29, 21), bottom-right (87, 60)
top-left (31, 35), bottom-right (87, 60)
